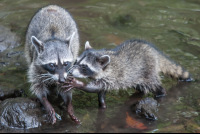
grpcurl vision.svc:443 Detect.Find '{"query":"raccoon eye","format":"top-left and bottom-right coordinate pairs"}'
top-left (64, 62), bottom-right (69, 66)
top-left (49, 63), bottom-right (56, 68)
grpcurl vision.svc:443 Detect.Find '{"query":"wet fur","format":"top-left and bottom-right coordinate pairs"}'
top-left (72, 39), bottom-right (191, 94)
top-left (25, 5), bottom-right (79, 98)
top-left (25, 5), bottom-right (80, 124)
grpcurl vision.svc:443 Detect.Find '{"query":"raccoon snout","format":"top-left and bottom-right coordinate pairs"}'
top-left (58, 78), bottom-right (65, 83)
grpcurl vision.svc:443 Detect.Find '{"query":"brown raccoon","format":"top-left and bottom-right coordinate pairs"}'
top-left (25, 5), bottom-right (80, 124)
top-left (63, 39), bottom-right (193, 109)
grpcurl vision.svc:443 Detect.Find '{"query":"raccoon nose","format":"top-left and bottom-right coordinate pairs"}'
top-left (59, 78), bottom-right (65, 83)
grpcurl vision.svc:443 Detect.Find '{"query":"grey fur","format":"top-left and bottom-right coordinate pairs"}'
top-left (25, 5), bottom-right (79, 102)
top-left (71, 39), bottom-right (192, 94)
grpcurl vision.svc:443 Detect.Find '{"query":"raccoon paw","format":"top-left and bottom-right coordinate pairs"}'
top-left (179, 77), bottom-right (195, 82)
top-left (62, 85), bottom-right (74, 92)
top-left (69, 113), bottom-right (81, 124)
top-left (73, 118), bottom-right (81, 124)
top-left (47, 110), bottom-right (56, 124)
top-left (153, 87), bottom-right (166, 98)
top-left (46, 107), bottom-right (56, 124)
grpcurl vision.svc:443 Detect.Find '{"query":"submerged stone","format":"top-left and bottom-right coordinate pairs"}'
top-left (132, 97), bottom-right (158, 120)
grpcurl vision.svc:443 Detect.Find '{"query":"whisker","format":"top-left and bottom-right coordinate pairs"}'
top-left (66, 65), bottom-right (78, 72)
top-left (42, 77), bottom-right (53, 83)
top-left (66, 65), bottom-right (79, 75)
top-left (37, 75), bottom-right (49, 79)
top-left (48, 77), bottom-right (54, 85)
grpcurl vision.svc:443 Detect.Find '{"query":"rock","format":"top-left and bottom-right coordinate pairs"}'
top-left (132, 97), bottom-right (158, 120)
top-left (0, 25), bottom-right (20, 52)
top-left (0, 97), bottom-right (43, 129)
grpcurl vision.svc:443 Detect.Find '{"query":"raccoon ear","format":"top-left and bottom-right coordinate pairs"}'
top-left (85, 41), bottom-right (92, 50)
top-left (31, 36), bottom-right (44, 54)
top-left (66, 32), bottom-right (75, 49)
top-left (98, 55), bottom-right (110, 68)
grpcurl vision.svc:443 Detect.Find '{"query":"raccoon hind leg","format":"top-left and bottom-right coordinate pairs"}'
top-left (135, 76), bottom-right (166, 97)
top-left (148, 73), bottom-right (167, 97)
top-left (152, 85), bottom-right (166, 97)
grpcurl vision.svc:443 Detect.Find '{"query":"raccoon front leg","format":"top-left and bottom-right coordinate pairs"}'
top-left (60, 90), bottom-right (80, 124)
top-left (62, 77), bottom-right (103, 93)
top-left (63, 77), bottom-right (107, 108)
top-left (41, 96), bottom-right (56, 124)
top-left (31, 83), bottom-right (56, 124)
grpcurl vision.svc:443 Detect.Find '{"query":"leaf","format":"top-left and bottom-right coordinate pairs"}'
top-left (125, 112), bottom-right (147, 130)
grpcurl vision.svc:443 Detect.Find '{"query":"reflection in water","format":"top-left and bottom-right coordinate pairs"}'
top-left (0, 0), bottom-right (200, 133)
top-left (95, 92), bottom-right (157, 133)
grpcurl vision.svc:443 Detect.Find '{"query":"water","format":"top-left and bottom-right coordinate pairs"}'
top-left (0, 0), bottom-right (200, 132)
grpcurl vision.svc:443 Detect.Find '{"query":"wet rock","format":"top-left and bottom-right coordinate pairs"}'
top-left (0, 97), bottom-right (43, 129)
top-left (0, 25), bottom-right (20, 52)
top-left (132, 97), bottom-right (158, 120)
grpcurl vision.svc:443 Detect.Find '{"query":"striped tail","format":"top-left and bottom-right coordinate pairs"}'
top-left (158, 53), bottom-right (193, 81)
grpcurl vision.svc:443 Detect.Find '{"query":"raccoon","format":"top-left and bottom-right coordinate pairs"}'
top-left (25, 5), bottom-right (80, 124)
top-left (62, 40), bottom-right (193, 109)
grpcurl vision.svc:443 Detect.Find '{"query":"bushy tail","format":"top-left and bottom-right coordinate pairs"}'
top-left (158, 53), bottom-right (192, 81)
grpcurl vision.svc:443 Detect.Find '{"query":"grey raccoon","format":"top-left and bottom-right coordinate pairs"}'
top-left (63, 39), bottom-right (193, 109)
top-left (25, 5), bottom-right (80, 124)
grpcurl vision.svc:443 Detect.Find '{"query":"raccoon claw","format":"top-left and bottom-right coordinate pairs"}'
top-left (66, 76), bottom-right (74, 81)
top-left (61, 84), bottom-right (71, 88)
top-left (61, 84), bottom-right (74, 92)
top-left (64, 81), bottom-right (73, 84)
top-left (65, 77), bottom-right (85, 89)
top-left (56, 81), bottom-right (60, 85)
top-left (64, 86), bottom-right (74, 92)
top-left (45, 103), bottom-right (56, 124)
top-left (69, 113), bottom-right (81, 124)
top-left (74, 118), bottom-right (81, 124)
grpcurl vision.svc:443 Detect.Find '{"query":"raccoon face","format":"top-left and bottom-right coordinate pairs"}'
top-left (71, 41), bottom-right (110, 79)
top-left (31, 32), bottom-right (75, 83)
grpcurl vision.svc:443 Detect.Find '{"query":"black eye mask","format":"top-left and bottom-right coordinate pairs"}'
top-left (42, 61), bottom-right (72, 74)
top-left (64, 61), bottom-right (72, 72)
top-left (79, 64), bottom-right (94, 77)
top-left (42, 64), bottom-right (56, 74)
top-left (74, 55), bottom-right (86, 66)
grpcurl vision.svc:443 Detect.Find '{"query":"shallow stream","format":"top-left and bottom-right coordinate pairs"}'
top-left (0, 0), bottom-right (200, 132)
